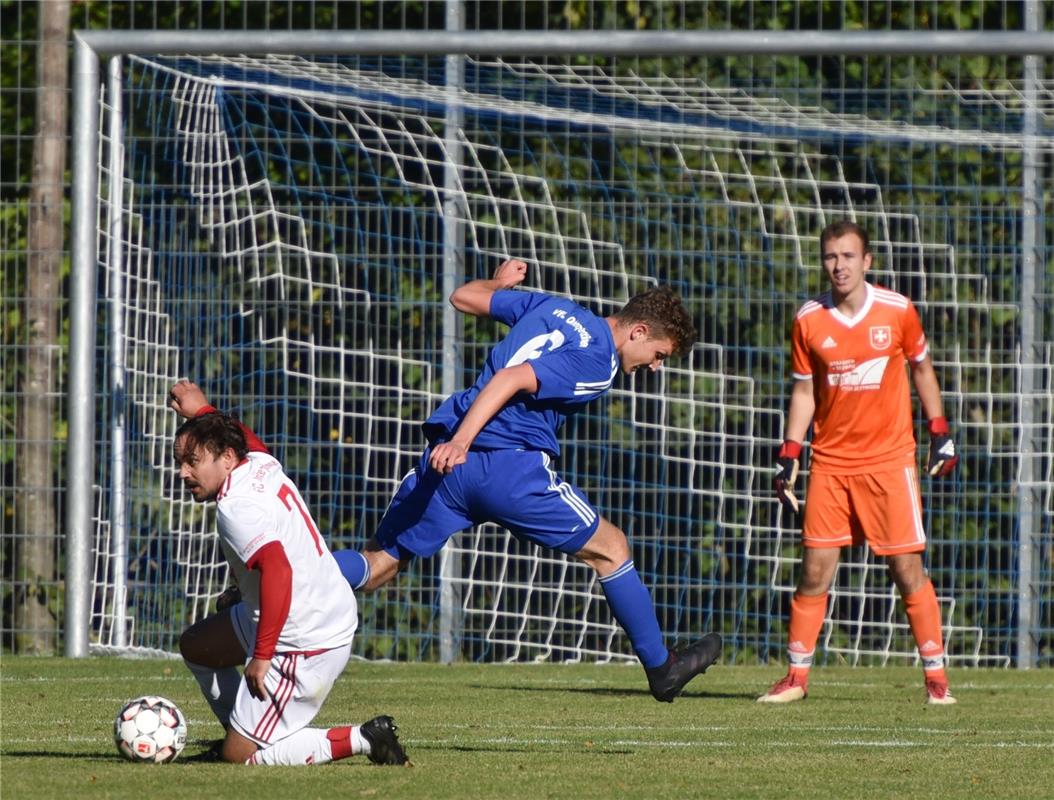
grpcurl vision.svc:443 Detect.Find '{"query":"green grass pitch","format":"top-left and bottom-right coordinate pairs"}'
top-left (1, 657), bottom-right (1051, 799)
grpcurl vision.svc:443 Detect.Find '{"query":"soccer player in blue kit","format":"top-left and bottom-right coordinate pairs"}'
top-left (336, 258), bottom-right (722, 701)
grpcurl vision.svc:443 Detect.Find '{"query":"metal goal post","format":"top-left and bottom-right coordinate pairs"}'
top-left (68, 26), bottom-right (1051, 664)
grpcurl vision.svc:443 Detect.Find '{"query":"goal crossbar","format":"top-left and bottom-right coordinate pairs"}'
top-left (77, 29), bottom-right (1054, 57)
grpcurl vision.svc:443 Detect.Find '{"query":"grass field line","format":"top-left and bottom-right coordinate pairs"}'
top-left (53, 713), bottom-right (1054, 740)
top-left (5, 673), bottom-right (1052, 692)
top-left (824, 740), bottom-right (1054, 748)
top-left (802, 679), bottom-right (1054, 690)
top-left (437, 721), bottom-right (1054, 736)
top-left (4, 732), bottom-right (1050, 751)
top-left (111, 718), bottom-right (1050, 740)
top-left (407, 735), bottom-right (1054, 750)
top-left (7, 723), bottom-right (1051, 748)
top-left (0, 674), bottom-right (188, 684)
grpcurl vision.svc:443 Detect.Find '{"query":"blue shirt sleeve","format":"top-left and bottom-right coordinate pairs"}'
top-left (489, 289), bottom-right (548, 327)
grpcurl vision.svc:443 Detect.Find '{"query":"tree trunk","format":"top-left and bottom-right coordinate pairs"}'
top-left (16, 0), bottom-right (71, 654)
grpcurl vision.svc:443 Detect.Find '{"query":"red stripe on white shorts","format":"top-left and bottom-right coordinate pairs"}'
top-left (252, 654), bottom-right (298, 744)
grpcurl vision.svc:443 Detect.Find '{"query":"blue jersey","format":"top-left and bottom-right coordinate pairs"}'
top-left (423, 290), bottom-right (619, 456)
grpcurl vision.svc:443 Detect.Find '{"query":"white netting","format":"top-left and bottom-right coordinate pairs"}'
top-left (90, 53), bottom-right (1051, 666)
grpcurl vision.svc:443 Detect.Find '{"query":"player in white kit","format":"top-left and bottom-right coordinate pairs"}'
top-left (170, 380), bottom-right (408, 766)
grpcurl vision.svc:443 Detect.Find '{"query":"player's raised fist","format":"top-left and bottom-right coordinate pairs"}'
top-left (169, 380), bottom-right (210, 419)
top-left (493, 258), bottom-right (528, 288)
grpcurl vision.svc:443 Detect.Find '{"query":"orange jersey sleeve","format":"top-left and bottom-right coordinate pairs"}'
top-left (792, 284), bottom-right (923, 474)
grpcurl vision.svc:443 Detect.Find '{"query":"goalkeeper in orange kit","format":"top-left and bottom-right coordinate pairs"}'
top-left (762, 220), bottom-right (959, 706)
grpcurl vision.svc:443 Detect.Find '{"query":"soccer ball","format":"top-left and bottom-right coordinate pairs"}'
top-left (114, 695), bottom-right (187, 763)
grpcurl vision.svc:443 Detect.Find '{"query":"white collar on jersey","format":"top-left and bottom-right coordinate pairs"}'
top-left (825, 282), bottom-right (874, 329)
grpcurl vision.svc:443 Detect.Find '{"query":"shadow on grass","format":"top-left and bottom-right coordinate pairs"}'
top-left (467, 683), bottom-right (755, 701)
top-left (4, 737), bottom-right (228, 764)
top-left (2, 749), bottom-right (279, 766)
top-left (2, 751), bottom-right (136, 761)
top-left (414, 743), bottom-right (633, 755)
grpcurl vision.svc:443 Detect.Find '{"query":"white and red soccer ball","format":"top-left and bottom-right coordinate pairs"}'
top-left (114, 695), bottom-right (187, 763)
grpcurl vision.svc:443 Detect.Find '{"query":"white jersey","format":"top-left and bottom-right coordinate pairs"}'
top-left (216, 451), bottom-right (357, 652)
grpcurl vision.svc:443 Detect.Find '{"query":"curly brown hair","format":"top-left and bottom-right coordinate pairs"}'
top-left (612, 286), bottom-right (697, 357)
top-left (174, 412), bottom-right (248, 461)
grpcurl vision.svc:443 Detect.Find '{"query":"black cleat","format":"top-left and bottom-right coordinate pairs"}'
top-left (185, 738), bottom-right (224, 762)
top-left (645, 632), bottom-right (722, 702)
top-left (360, 715), bottom-right (409, 765)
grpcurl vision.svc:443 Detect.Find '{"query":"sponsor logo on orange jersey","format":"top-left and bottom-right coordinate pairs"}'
top-left (826, 356), bottom-right (890, 391)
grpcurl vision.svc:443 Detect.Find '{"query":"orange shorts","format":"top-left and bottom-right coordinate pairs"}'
top-left (802, 465), bottom-right (926, 555)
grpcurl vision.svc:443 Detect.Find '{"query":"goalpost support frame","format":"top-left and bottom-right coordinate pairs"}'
top-left (67, 27), bottom-right (1048, 662)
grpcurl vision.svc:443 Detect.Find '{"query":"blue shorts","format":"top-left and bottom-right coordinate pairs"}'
top-left (374, 448), bottom-right (601, 561)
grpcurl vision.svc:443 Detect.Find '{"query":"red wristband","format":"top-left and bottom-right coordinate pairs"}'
top-left (779, 440), bottom-right (802, 459)
top-left (928, 417), bottom-right (949, 436)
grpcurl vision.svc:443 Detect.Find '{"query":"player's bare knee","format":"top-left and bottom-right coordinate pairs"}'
top-left (575, 523), bottom-right (630, 575)
top-left (886, 553), bottom-right (927, 595)
top-left (602, 537), bottom-right (631, 568)
top-left (179, 627), bottom-right (220, 666)
top-left (178, 625), bottom-right (201, 663)
top-left (220, 746), bottom-right (242, 764)
top-left (221, 733), bottom-right (256, 764)
top-left (798, 547), bottom-right (839, 593)
top-left (600, 522), bottom-right (631, 560)
top-left (797, 569), bottom-right (831, 595)
top-left (179, 614), bottom-right (244, 667)
top-left (798, 577), bottom-right (832, 595)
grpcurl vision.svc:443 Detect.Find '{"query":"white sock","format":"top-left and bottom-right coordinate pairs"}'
top-left (249, 726), bottom-right (365, 766)
top-left (352, 725), bottom-right (369, 756)
top-left (184, 660), bottom-right (240, 727)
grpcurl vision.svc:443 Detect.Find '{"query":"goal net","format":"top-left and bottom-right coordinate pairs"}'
top-left (89, 52), bottom-right (1052, 666)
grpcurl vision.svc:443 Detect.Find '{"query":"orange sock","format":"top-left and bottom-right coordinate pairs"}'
top-left (904, 580), bottom-right (947, 682)
top-left (786, 592), bottom-right (828, 674)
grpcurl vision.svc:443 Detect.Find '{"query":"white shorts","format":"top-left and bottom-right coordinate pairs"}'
top-left (228, 603), bottom-right (352, 746)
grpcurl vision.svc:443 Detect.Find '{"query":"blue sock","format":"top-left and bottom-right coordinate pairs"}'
top-left (334, 550), bottom-right (371, 590)
top-left (598, 560), bottom-right (668, 669)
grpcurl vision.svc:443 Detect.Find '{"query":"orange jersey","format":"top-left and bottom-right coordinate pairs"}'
top-left (791, 283), bottom-right (927, 474)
